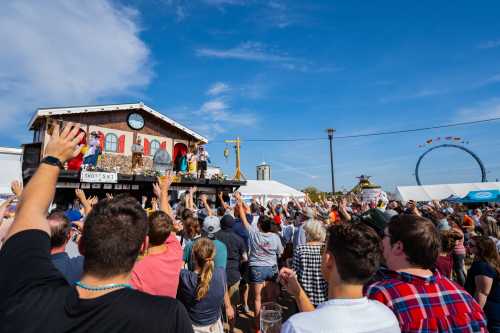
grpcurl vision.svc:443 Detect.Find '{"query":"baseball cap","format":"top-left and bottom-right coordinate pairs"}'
top-left (220, 214), bottom-right (235, 229)
top-left (202, 216), bottom-right (221, 238)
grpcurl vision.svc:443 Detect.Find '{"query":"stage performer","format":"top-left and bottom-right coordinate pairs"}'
top-left (131, 137), bottom-right (144, 171)
top-left (197, 145), bottom-right (210, 179)
top-left (83, 131), bottom-right (101, 167)
top-left (67, 128), bottom-right (87, 171)
top-left (187, 146), bottom-right (197, 176)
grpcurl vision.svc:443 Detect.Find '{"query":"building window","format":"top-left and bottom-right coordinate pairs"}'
top-left (105, 133), bottom-right (118, 152)
top-left (150, 140), bottom-right (160, 156)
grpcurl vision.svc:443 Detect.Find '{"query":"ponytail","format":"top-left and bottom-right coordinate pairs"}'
top-left (196, 258), bottom-right (214, 300)
top-left (192, 238), bottom-right (216, 301)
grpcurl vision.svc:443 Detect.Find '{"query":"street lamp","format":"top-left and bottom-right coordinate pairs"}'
top-left (326, 128), bottom-right (335, 195)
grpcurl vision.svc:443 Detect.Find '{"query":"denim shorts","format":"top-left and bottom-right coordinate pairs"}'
top-left (249, 265), bottom-right (278, 283)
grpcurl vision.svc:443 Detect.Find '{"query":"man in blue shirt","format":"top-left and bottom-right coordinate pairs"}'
top-left (183, 216), bottom-right (228, 270)
top-left (48, 210), bottom-right (84, 285)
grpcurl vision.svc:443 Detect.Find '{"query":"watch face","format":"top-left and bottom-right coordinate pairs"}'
top-left (127, 113), bottom-right (145, 130)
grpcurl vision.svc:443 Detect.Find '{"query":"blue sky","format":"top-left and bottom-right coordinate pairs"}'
top-left (1, 0), bottom-right (500, 191)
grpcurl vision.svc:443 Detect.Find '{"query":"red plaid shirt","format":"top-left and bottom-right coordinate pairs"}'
top-left (366, 269), bottom-right (487, 333)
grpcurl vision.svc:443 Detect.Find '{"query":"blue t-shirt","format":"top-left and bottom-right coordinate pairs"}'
top-left (183, 238), bottom-right (228, 271)
top-left (232, 216), bottom-right (251, 249)
top-left (51, 252), bottom-right (84, 285)
top-left (177, 267), bottom-right (226, 326)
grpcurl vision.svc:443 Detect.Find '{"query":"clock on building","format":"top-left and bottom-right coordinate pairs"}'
top-left (127, 112), bottom-right (145, 130)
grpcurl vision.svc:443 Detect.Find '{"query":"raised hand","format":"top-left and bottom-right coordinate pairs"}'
top-left (10, 180), bottom-right (23, 198)
top-left (44, 122), bottom-right (85, 163)
top-left (278, 267), bottom-right (301, 297)
top-left (88, 196), bottom-right (98, 206)
top-left (152, 182), bottom-right (161, 198)
top-left (75, 189), bottom-right (87, 203)
top-left (106, 193), bottom-right (113, 200)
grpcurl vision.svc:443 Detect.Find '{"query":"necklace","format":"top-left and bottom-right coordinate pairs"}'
top-left (76, 281), bottom-right (132, 291)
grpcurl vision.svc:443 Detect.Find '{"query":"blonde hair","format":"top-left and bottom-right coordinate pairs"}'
top-left (193, 238), bottom-right (216, 300)
top-left (304, 220), bottom-right (326, 242)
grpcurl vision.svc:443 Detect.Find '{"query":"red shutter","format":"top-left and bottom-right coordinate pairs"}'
top-left (98, 132), bottom-right (104, 151)
top-left (144, 138), bottom-right (150, 155)
top-left (118, 135), bottom-right (125, 153)
top-left (160, 141), bottom-right (166, 150)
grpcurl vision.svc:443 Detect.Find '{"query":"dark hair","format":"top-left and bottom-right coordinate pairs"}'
top-left (326, 223), bottom-right (382, 284)
top-left (184, 216), bottom-right (200, 239)
top-left (250, 203), bottom-right (260, 214)
top-left (472, 235), bottom-right (500, 275)
top-left (81, 194), bottom-right (148, 278)
top-left (258, 215), bottom-right (273, 233)
top-left (388, 214), bottom-right (440, 269)
top-left (181, 208), bottom-right (193, 221)
top-left (148, 211), bottom-right (173, 246)
top-left (440, 231), bottom-right (457, 254)
top-left (47, 210), bottom-right (71, 248)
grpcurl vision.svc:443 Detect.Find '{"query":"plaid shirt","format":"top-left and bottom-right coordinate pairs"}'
top-left (293, 244), bottom-right (328, 306)
top-left (366, 269), bottom-right (487, 333)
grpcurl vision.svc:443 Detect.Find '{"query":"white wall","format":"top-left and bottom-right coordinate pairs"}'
top-left (0, 148), bottom-right (22, 195)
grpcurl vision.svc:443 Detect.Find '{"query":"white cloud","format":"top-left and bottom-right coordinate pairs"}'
top-left (196, 41), bottom-right (294, 62)
top-left (456, 98), bottom-right (500, 121)
top-left (207, 82), bottom-right (231, 96)
top-left (478, 39), bottom-right (500, 49)
top-left (0, 0), bottom-right (152, 129)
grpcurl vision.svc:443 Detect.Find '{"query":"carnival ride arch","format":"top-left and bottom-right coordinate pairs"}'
top-left (415, 144), bottom-right (487, 185)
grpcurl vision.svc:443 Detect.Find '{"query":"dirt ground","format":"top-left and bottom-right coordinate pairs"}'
top-left (227, 289), bottom-right (298, 333)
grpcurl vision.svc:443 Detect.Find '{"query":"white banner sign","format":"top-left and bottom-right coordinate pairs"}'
top-left (80, 171), bottom-right (118, 184)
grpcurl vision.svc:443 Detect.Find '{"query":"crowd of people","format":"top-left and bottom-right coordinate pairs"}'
top-left (0, 122), bottom-right (499, 333)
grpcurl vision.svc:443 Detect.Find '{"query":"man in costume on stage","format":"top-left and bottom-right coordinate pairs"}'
top-left (131, 137), bottom-right (144, 171)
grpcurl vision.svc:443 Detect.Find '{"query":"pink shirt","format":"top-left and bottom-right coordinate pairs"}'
top-left (130, 233), bottom-right (183, 297)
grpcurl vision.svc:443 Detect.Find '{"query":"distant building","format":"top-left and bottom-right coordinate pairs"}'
top-left (256, 161), bottom-right (271, 180)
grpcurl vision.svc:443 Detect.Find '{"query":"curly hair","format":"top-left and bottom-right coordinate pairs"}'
top-left (326, 223), bottom-right (382, 284)
top-left (81, 194), bottom-right (148, 278)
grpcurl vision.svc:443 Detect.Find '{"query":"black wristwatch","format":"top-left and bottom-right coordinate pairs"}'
top-left (41, 156), bottom-right (64, 169)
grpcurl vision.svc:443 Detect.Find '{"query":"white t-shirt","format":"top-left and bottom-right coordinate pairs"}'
top-left (281, 297), bottom-right (400, 333)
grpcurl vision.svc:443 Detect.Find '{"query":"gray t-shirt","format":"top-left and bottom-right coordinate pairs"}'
top-left (248, 223), bottom-right (283, 267)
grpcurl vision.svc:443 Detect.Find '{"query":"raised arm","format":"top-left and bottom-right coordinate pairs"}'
top-left (200, 194), bottom-right (213, 216)
top-left (75, 189), bottom-right (93, 216)
top-left (154, 172), bottom-right (174, 219)
top-left (218, 192), bottom-right (230, 211)
top-left (338, 197), bottom-right (351, 222)
top-left (235, 192), bottom-right (251, 230)
top-left (6, 122), bottom-right (84, 241)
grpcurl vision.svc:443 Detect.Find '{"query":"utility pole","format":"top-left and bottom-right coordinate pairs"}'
top-left (326, 128), bottom-right (335, 195)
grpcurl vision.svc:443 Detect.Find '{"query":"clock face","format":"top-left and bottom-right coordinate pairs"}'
top-left (127, 113), bottom-right (144, 130)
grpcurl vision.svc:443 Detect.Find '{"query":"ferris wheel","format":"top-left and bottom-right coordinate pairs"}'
top-left (414, 139), bottom-right (487, 185)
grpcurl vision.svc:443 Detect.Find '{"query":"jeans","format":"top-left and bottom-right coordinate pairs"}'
top-left (452, 253), bottom-right (466, 286)
top-left (249, 265), bottom-right (278, 283)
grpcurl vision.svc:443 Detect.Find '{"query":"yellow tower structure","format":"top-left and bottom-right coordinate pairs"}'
top-left (224, 137), bottom-right (246, 180)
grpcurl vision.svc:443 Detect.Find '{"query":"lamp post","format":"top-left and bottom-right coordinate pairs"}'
top-left (326, 128), bottom-right (336, 195)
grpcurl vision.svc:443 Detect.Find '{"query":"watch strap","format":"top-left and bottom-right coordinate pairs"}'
top-left (41, 156), bottom-right (64, 169)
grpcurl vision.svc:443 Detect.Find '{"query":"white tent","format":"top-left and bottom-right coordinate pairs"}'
top-left (0, 147), bottom-right (22, 196)
top-left (394, 182), bottom-right (500, 203)
top-left (238, 180), bottom-right (305, 204)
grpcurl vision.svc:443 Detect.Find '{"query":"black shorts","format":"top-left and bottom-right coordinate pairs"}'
top-left (198, 160), bottom-right (207, 171)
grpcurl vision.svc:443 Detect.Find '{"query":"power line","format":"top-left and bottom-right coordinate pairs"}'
top-left (209, 116), bottom-right (500, 143)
